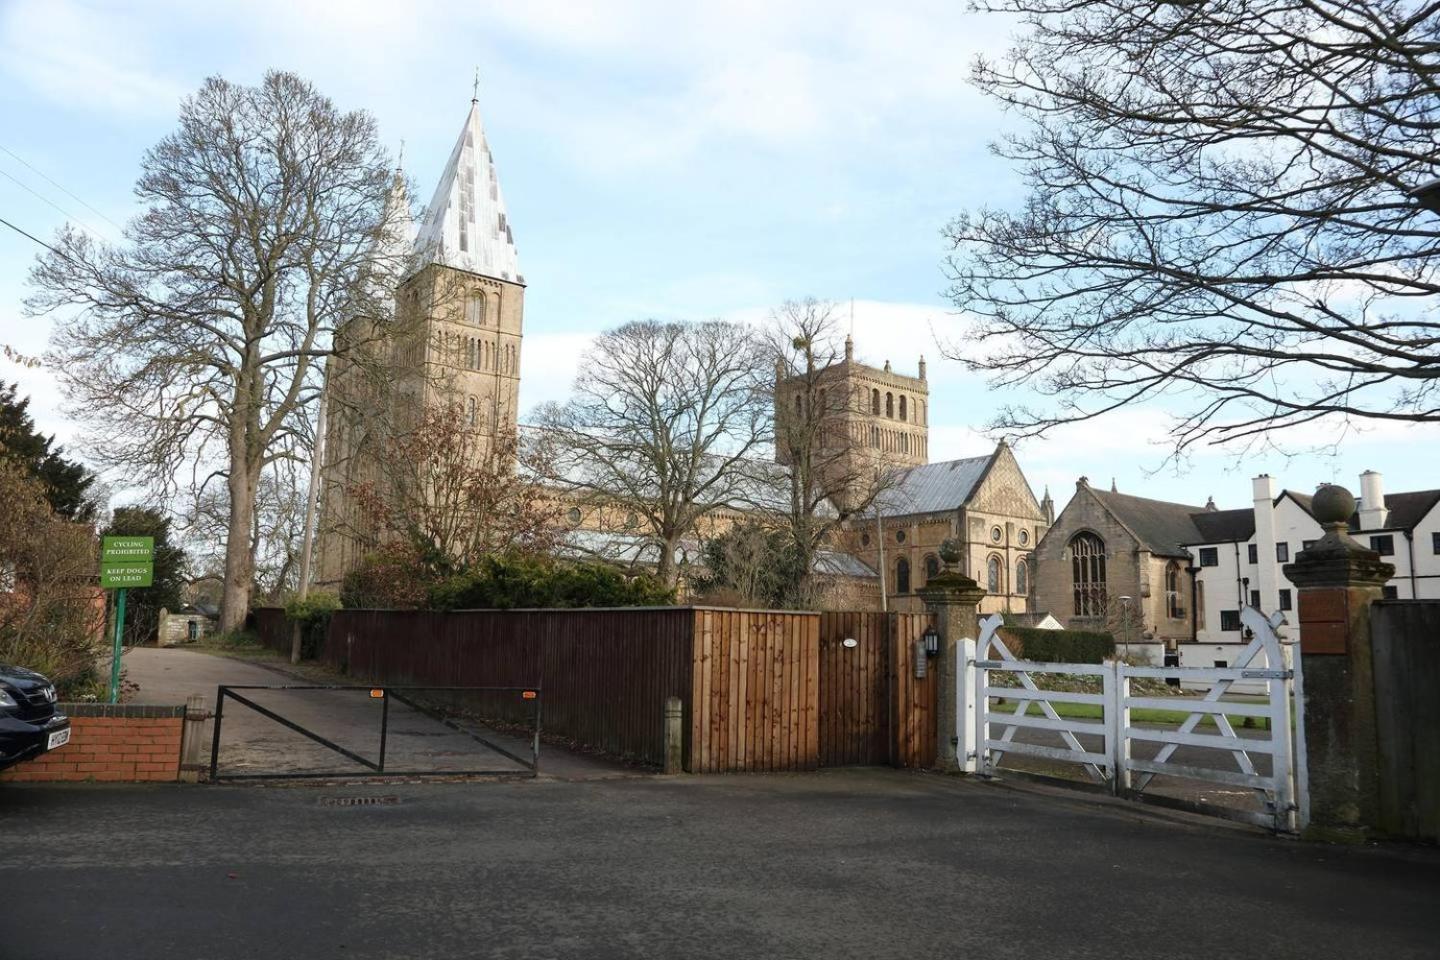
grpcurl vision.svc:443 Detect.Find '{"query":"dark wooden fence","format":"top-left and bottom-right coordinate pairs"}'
top-left (1370, 600), bottom-right (1440, 842)
top-left (252, 607), bottom-right (289, 656)
top-left (251, 605), bottom-right (936, 773)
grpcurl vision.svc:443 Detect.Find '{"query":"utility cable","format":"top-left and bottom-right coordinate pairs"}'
top-left (0, 143), bottom-right (126, 233)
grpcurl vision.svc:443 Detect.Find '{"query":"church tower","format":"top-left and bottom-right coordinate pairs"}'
top-left (315, 97), bottom-right (525, 588)
top-left (402, 96), bottom-right (525, 445)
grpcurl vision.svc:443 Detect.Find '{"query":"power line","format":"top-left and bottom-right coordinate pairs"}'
top-left (0, 213), bottom-right (62, 256)
top-left (0, 143), bottom-right (125, 233)
top-left (0, 167), bottom-right (111, 243)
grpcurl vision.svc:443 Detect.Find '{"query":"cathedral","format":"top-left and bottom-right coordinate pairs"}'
top-left (315, 98), bottom-right (1049, 615)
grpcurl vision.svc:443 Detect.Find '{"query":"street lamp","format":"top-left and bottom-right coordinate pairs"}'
top-left (1408, 176), bottom-right (1440, 213)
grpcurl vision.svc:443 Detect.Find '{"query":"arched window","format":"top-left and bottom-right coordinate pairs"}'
top-left (885, 392), bottom-right (894, 418)
top-left (899, 395), bottom-right (907, 421)
top-left (871, 389), bottom-right (880, 415)
top-left (1016, 559), bottom-right (1029, 597)
top-left (987, 555), bottom-right (1003, 594)
top-left (466, 293), bottom-right (485, 326)
top-left (818, 389), bottom-right (827, 415)
top-left (794, 394), bottom-right (803, 417)
top-left (895, 557), bottom-right (911, 594)
top-left (924, 554), bottom-right (940, 583)
top-left (1166, 561), bottom-right (1185, 619)
top-left (870, 425), bottom-right (879, 448)
top-left (465, 396), bottom-right (477, 426)
top-left (1071, 532), bottom-right (1107, 617)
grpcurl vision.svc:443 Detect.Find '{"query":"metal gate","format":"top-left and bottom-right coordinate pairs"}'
top-left (208, 684), bottom-right (542, 781)
top-left (961, 608), bottom-right (1308, 833)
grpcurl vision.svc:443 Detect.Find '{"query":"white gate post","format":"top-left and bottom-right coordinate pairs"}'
top-left (956, 637), bottom-right (977, 774)
top-left (1106, 660), bottom-right (1131, 796)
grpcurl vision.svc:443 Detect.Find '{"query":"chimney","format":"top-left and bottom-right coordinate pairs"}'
top-left (844, 335), bottom-right (854, 362)
top-left (918, 356), bottom-right (926, 380)
top-left (1358, 470), bottom-right (1388, 530)
top-left (1252, 475), bottom-right (1280, 615)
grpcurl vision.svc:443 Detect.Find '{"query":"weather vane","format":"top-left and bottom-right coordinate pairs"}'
top-left (472, 67), bottom-right (480, 104)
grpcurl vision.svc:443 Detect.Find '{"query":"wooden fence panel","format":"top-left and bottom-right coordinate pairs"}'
top-left (818, 611), bottom-right (890, 766)
top-left (891, 612), bottom-right (937, 768)
top-left (321, 608), bottom-right (694, 767)
top-left (688, 609), bottom-right (819, 773)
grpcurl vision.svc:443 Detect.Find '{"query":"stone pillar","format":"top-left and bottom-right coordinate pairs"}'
top-left (1283, 484), bottom-right (1394, 838)
top-left (916, 539), bottom-right (986, 772)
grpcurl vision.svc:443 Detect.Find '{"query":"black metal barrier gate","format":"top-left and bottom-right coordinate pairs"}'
top-left (208, 684), bottom-right (543, 781)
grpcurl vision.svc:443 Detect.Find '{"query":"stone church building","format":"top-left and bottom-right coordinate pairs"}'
top-left (314, 97), bottom-right (1053, 614)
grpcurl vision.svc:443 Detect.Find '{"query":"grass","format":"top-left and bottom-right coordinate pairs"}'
top-left (990, 698), bottom-right (1273, 731)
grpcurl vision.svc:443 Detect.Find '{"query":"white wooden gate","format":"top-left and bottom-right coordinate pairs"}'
top-left (961, 608), bottom-right (1308, 833)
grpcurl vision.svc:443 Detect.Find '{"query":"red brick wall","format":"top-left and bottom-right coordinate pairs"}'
top-left (0, 704), bottom-right (185, 783)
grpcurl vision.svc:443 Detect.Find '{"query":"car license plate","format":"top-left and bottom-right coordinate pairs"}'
top-left (46, 728), bottom-right (71, 751)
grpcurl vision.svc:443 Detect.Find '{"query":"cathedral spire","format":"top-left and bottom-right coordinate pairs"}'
top-left (413, 99), bottom-right (522, 284)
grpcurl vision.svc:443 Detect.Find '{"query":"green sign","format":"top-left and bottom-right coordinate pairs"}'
top-left (101, 536), bottom-right (154, 588)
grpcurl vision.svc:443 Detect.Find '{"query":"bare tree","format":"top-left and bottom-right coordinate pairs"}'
top-left (765, 299), bottom-right (896, 606)
top-left (535, 319), bottom-right (771, 588)
top-left (944, 0), bottom-right (1440, 456)
top-left (351, 400), bottom-right (561, 570)
top-left (28, 71), bottom-right (409, 630)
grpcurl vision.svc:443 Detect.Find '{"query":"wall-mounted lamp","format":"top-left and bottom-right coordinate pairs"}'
top-left (922, 625), bottom-right (940, 658)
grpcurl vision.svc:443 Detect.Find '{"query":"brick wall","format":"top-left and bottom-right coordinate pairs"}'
top-left (0, 703), bottom-right (185, 783)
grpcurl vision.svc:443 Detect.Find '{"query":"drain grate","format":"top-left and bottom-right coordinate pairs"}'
top-left (317, 795), bottom-right (403, 807)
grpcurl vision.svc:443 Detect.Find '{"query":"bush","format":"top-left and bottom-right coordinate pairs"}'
top-left (428, 554), bottom-right (674, 611)
top-left (1001, 626), bottom-right (1115, 663)
top-left (340, 541), bottom-right (436, 609)
top-left (283, 591), bottom-right (340, 659)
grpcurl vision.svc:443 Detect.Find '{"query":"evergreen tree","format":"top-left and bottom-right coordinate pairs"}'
top-left (0, 380), bottom-right (96, 522)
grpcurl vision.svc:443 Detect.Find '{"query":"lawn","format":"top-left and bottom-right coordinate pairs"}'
top-left (989, 698), bottom-right (1273, 731)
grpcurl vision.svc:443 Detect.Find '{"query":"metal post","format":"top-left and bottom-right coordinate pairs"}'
top-left (875, 505), bottom-right (887, 612)
top-left (208, 687), bottom-right (226, 782)
top-left (108, 588), bottom-right (127, 703)
top-left (377, 689), bottom-right (389, 773)
top-left (956, 638), bottom-right (977, 773)
top-left (531, 692), bottom-right (543, 777)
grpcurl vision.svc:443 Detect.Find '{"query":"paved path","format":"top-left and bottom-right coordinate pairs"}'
top-left (3, 769), bottom-right (1438, 959)
top-left (122, 647), bottom-right (629, 781)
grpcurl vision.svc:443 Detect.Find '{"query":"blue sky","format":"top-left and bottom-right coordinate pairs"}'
top-left (1, 0), bottom-right (1436, 515)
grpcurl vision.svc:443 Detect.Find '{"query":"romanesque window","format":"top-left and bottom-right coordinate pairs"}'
top-left (924, 555), bottom-right (940, 583)
top-left (870, 425), bottom-right (879, 448)
top-left (466, 396), bottom-right (477, 426)
top-left (794, 394), bottom-right (803, 418)
top-left (1015, 559), bottom-right (1028, 597)
top-left (1070, 532), bottom-right (1107, 617)
top-left (895, 557), bottom-right (911, 594)
top-left (871, 389), bottom-right (880, 415)
top-left (987, 555), bottom-right (1003, 594)
top-left (466, 293), bottom-right (485, 325)
top-left (567, 507), bottom-right (582, 526)
top-left (885, 392), bottom-right (894, 418)
top-left (899, 395), bottom-right (907, 421)
top-left (1165, 561), bottom-right (1185, 619)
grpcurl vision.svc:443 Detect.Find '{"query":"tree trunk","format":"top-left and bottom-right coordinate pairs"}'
top-left (220, 458), bottom-right (260, 633)
top-left (656, 536), bottom-right (680, 590)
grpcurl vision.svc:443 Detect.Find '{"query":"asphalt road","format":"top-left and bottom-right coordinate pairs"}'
top-left (3, 770), bottom-right (1438, 960)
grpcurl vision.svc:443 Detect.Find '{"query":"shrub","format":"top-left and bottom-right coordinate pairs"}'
top-left (340, 540), bottom-right (436, 609)
top-left (283, 591), bottom-right (340, 659)
top-left (1001, 626), bottom-right (1115, 663)
top-left (428, 554), bottom-right (674, 611)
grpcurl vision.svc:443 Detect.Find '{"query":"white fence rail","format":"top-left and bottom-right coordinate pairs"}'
top-left (963, 608), bottom-right (1308, 833)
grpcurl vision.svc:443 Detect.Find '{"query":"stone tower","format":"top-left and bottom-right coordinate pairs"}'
top-left (315, 98), bottom-right (525, 588)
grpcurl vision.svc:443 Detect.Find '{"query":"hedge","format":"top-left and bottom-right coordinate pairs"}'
top-left (999, 626), bottom-right (1115, 663)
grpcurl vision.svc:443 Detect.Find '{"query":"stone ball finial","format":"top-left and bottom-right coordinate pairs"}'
top-left (1312, 483), bottom-right (1356, 525)
top-left (938, 538), bottom-right (963, 565)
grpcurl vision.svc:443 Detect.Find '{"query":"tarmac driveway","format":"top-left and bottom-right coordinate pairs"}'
top-left (2, 770), bottom-right (1438, 960)
top-left (123, 647), bottom-right (626, 780)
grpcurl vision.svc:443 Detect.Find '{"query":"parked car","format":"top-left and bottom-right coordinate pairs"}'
top-left (0, 664), bottom-right (71, 771)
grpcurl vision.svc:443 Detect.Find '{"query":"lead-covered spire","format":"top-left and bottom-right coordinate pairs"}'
top-left (412, 100), bottom-right (522, 284)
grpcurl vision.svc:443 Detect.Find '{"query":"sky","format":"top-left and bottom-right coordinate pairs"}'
top-left (1, 0), bottom-right (1436, 517)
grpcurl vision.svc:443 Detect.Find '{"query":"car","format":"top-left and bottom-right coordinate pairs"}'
top-left (0, 664), bottom-right (71, 772)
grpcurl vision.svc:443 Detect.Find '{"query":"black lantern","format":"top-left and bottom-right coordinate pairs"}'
top-left (922, 625), bottom-right (940, 658)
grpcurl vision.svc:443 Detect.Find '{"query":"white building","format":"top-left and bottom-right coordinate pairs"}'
top-left (1184, 472), bottom-right (1440, 654)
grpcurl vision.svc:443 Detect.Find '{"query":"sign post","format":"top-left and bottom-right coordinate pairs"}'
top-left (100, 536), bottom-right (154, 704)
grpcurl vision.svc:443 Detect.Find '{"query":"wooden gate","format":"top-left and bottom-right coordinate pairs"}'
top-left (818, 611), bottom-right (936, 768)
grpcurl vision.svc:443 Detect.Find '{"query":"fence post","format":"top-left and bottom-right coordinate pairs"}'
top-left (956, 638), bottom-right (977, 774)
top-left (1106, 660), bottom-right (1130, 796)
top-left (179, 694), bottom-right (207, 784)
top-left (1281, 483), bottom-right (1392, 838)
top-left (663, 696), bottom-right (683, 774)
top-left (915, 539), bottom-right (987, 773)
